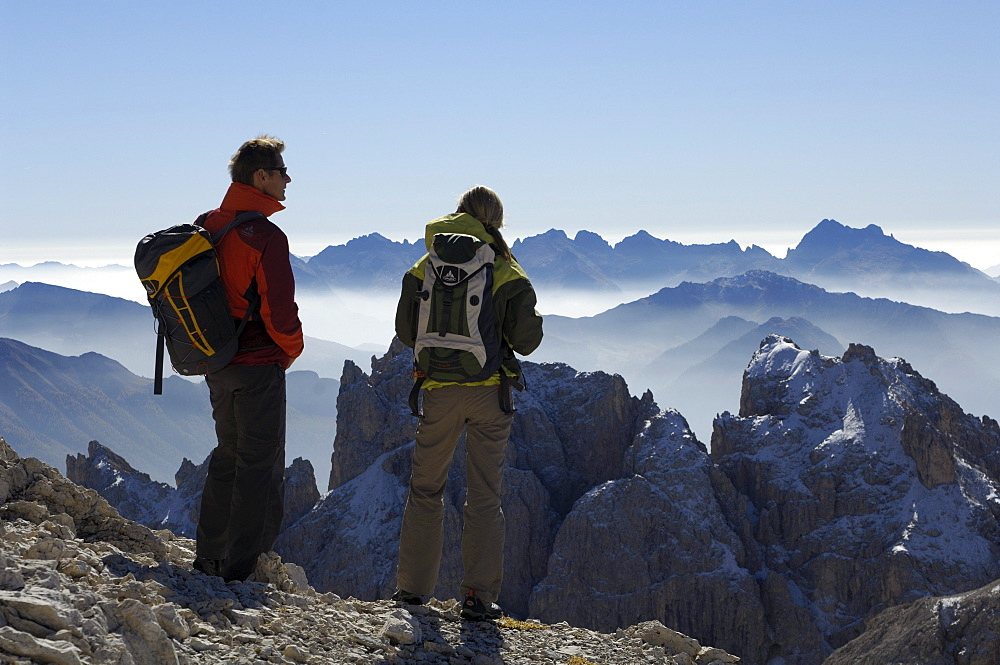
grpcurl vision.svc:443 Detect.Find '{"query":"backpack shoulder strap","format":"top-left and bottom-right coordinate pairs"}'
top-left (202, 210), bottom-right (267, 328)
top-left (153, 321), bottom-right (166, 395)
top-left (210, 211), bottom-right (266, 245)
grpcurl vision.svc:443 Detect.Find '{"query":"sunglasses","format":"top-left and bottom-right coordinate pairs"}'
top-left (262, 166), bottom-right (288, 177)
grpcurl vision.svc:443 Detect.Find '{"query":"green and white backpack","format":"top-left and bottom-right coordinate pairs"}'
top-left (413, 232), bottom-right (503, 384)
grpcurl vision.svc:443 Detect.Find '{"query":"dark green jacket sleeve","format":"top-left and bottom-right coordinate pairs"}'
top-left (394, 272), bottom-right (422, 348)
top-left (497, 278), bottom-right (543, 356)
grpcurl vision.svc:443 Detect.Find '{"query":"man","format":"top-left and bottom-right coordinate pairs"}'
top-left (193, 135), bottom-right (304, 582)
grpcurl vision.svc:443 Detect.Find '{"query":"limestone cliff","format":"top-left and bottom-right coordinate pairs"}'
top-left (327, 338), bottom-right (415, 492)
top-left (823, 578), bottom-right (1000, 665)
top-left (713, 335), bottom-right (1000, 663)
top-left (528, 408), bottom-right (769, 663)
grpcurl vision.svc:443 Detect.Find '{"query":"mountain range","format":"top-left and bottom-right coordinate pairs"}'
top-left (0, 337), bottom-right (343, 485)
top-left (293, 234), bottom-right (424, 292)
top-left (8, 219), bottom-right (993, 316)
top-left (284, 219), bottom-right (1000, 314)
top-left (0, 281), bottom-right (372, 380)
top-left (0, 261), bottom-right (138, 301)
top-left (5, 218), bottom-right (1000, 477)
top-left (3, 221), bottom-right (998, 463)
top-left (532, 269), bottom-right (1000, 443)
top-left (66, 335), bottom-right (1000, 664)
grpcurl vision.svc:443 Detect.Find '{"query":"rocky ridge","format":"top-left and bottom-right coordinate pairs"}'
top-left (65, 440), bottom-right (321, 539)
top-left (289, 337), bottom-right (1000, 664)
top-left (712, 336), bottom-right (1000, 662)
top-left (0, 436), bottom-right (740, 665)
top-left (823, 577), bottom-right (1000, 665)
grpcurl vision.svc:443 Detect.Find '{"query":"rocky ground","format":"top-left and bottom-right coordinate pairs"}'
top-left (1, 436), bottom-right (741, 665)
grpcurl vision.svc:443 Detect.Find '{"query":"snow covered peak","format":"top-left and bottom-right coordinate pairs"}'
top-left (744, 334), bottom-right (816, 383)
top-left (713, 336), bottom-right (1000, 658)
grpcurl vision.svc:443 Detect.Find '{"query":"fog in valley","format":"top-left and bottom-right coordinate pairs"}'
top-left (3, 257), bottom-right (1000, 483)
top-left (238, 280), bottom-right (1000, 450)
top-left (295, 284), bottom-right (665, 350)
top-left (0, 262), bottom-right (147, 303)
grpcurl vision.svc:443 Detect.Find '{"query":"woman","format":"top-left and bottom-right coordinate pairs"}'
top-left (392, 185), bottom-right (543, 620)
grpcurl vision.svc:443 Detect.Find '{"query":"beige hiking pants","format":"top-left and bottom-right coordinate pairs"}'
top-left (396, 384), bottom-right (513, 605)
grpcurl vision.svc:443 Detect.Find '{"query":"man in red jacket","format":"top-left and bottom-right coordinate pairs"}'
top-left (193, 135), bottom-right (304, 582)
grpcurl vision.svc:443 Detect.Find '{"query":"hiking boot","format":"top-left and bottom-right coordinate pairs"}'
top-left (460, 591), bottom-right (503, 621)
top-left (193, 556), bottom-right (224, 578)
top-left (391, 589), bottom-right (423, 605)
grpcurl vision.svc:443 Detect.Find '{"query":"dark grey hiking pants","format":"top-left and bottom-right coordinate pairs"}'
top-left (197, 363), bottom-right (286, 581)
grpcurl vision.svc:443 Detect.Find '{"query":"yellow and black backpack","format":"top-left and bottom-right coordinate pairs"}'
top-left (134, 211), bottom-right (262, 394)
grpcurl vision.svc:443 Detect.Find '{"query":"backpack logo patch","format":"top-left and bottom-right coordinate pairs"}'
top-left (439, 266), bottom-right (461, 285)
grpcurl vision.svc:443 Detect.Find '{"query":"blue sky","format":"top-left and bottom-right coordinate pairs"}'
top-left (3, 1), bottom-right (998, 268)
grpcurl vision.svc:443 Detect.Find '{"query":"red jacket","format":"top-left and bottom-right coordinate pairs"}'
top-left (201, 183), bottom-right (304, 368)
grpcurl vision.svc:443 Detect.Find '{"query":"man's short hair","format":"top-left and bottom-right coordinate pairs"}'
top-left (229, 135), bottom-right (285, 185)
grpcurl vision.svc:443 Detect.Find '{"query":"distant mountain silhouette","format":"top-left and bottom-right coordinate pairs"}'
top-left (784, 219), bottom-right (996, 298)
top-left (295, 233), bottom-right (424, 291)
top-left (514, 229), bottom-right (783, 289)
top-left (290, 220), bottom-right (1000, 317)
top-left (504, 229), bottom-right (622, 290)
top-left (645, 316), bottom-right (845, 437)
top-left (0, 337), bottom-right (342, 485)
top-left (7, 219), bottom-right (998, 316)
top-left (0, 281), bottom-right (153, 376)
top-left (649, 315), bottom-right (759, 375)
top-left (650, 315), bottom-right (844, 385)
top-left (0, 337), bottom-right (213, 479)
